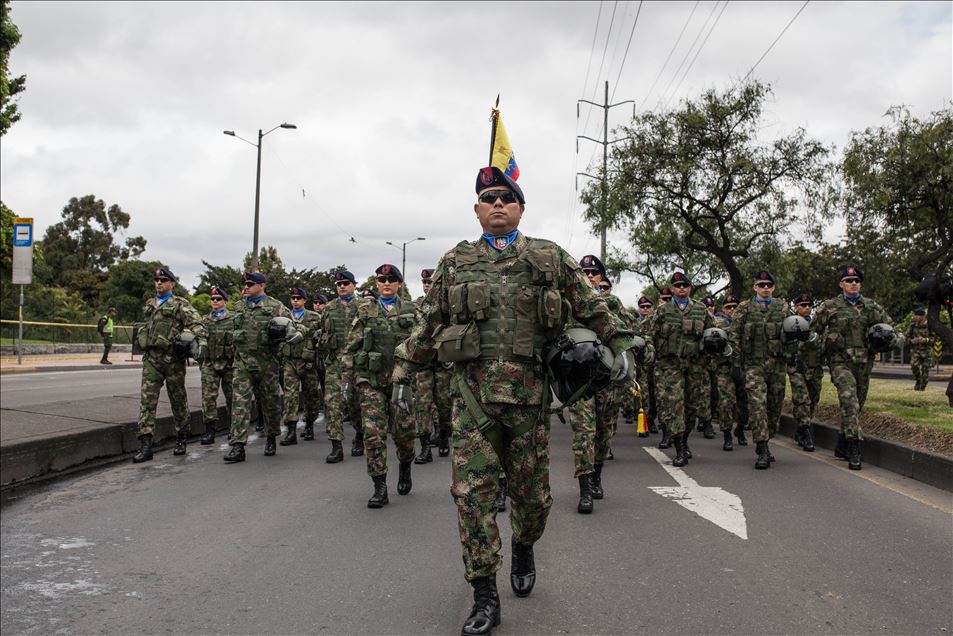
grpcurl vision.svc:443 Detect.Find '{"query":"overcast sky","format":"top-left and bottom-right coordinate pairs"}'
top-left (2, 1), bottom-right (950, 302)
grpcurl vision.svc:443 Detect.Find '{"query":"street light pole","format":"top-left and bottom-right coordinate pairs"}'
top-left (224, 122), bottom-right (297, 270)
top-left (385, 237), bottom-right (426, 276)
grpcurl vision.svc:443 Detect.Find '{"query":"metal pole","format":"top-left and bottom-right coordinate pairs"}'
top-left (402, 243), bottom-right (407, 277)
top-left (17, 284), bottom-right (24, 365)
top-left (601, 81), bottom-right (608, 263)
top-left (252, 128), bottom-right (263, 270)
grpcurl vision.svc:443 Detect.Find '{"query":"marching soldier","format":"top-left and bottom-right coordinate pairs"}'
top-left (199, 285), bottom-right (235, 446)
top-left (636, 296), bottom-right (659, 437)
top-left (658, 287), bottom-right (673, 306)
top-left (311, 293), bottom-right (329, 425)
top-left (907, 307), bottom-right (934, 390)
top-left (317, 271), bottom-right (366, 463)
top-left (696, 296), bottom-right (717, 439)
top-left (279, 287), bottom-right (323, 446)
top-left (712, 294), bottom-right (747, 449)
top-left (787, 292), bottom-right (822, 451)
top-left (223, 271), bottom-right (296, 463)
top-left (393, 167), bottom-right (633, 636)
top-left (132, 267), bottom-right (207, 463)
top-left (345, 264), bottom-right (418, 508)
top-left (812, 266), bottom-right (899, 470)
top-left (413, 268), bottom-right (438, 464)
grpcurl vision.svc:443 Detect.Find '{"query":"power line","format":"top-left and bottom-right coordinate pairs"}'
top-left (657, 0), bottom-right (722, 109)
top-left (664, 0), bottom-right (730, 109)
top-left (638, 0), bottom-right (700, 110)
top-left (737, 0), bottom-right (810, 87)
top-left (610, 0), bottom-right (645, 103)
top-left (581, 1), bottom-right (619, 137)
top-left (579, 1), bottom-right (604, 122)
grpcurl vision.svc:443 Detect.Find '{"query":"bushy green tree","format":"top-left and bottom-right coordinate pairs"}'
top-left (0, 0), bottom-right (26, 137)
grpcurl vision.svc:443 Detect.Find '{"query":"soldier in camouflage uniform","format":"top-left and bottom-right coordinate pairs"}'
top-left (345, 264), bottom-right (418, 508)
top-left (712, 295), bottom-right (739, 451)
top-left (413, 268), bottom-right (449, 464)
top-left (696, 296), bottom-right (718, 439)
top-left (279, 287), bottom-right (323, 446)
top-left (812, 266), bottom-right (899, 470)
top-left (311, 293), bottom-right (329, 419)
top-left (728, 270), bottom-right (790, 469)
top-left (906, 307), bottom-right (934, 391)
top-left (393, 167), bottom-right (633, 636)
top-left (199, 285), bottom-right (234, 446)
top-left (651, 272), bottom-right (713, 467)
top-left (636, 296), bottom-right (659, 437)
top-left (133, 266), bottom-right (207, 463)
top-left (317, 271), bottom-right (365, 463)
top-left (223, 271), bottom-right (294, 463)
top-left (787, 292), bottom-right (823, 452)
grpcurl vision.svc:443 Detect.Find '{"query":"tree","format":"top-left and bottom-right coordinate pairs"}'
top-left (0, 0), bottom-right (26, 136)
top-left (583, 81), bottom-right (831, 297)
top-left (100, 259), bottom-right (190, 323)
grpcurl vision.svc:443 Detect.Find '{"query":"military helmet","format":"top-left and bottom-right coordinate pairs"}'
top-left (173, 331), bottom-right (198, 358)
top-left (545, 327), bottom-right (615, 407)
top-left (866, 323), bottom-right (896, 353)
top-left (268, 316), bottom-right (294, 344)
top-left (781, 316), bottom-right (813, 343)
top-left (700, 327), bottom-right (731, 355)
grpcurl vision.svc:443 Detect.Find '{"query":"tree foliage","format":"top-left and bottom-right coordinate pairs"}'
top-left (98, 259), bottom-right (192, 323)
top-left (0, 0), bottom-right (26, 136)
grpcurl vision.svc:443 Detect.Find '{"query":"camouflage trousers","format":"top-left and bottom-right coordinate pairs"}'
top-left (744, 358), bottom-right (786, 443)
top-left (594, 386), bottom-right (623, 463)
top-left (414, 365), bottom-right (453, 438)
top-left (713, 363), bottom-right (737, 432)
top-left (200, 361), bottom-right (233, 424)
top-left (323, 357), bottom-right (362, 441)
top-left (829, 360), bottom-right (874, 440)
top-left (696, 366), bottom-right (713, 423)
top-left (282, 357), bottom-right (321, 424)
top-left (450, 397), bottom-right (552, 582)
top-left (655, 358), bottom-right (708, 436)
top-left (358, 383), bottom-right (416, 477)
top-left (911, 350), bottom-right (933, 389)
top-left (787, 363), bottom-right (822, 428)
top-left (229, 353), bottom-right (283, 444)
top-left (137, 351), bottom-right (189, 437)
top-left (568, 398), bottom-right (595, 478)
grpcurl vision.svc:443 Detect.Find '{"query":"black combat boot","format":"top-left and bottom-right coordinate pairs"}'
top-left (200, 421), bottom-right (216, 445)
top-left (351, 431), bottom-right (364, 456)
top-left (397, 461), bottom-right (413, 495)
top-left (172, 431), bottom-right (187, 456)
top-left (279, 421), bottom-right (297, 446)
top-left (696, 419), bottom-right (705, 432)
top-left (658, 423), bottom-right (672, 449)
top-left (835, 433), bottom-right (849, 460)
top-left (414, 434), bottom-right (433, 464)
top-left (672, 435), bottom-right (688, 467)
top-left (510, 539), bottom-right (536, 598)
top-left (767, 441), bottom-right (775, 462)
top-left (682, 431), bottom-right (693, 459)
top-left (735, 425), bottom-right (748, 446)
top-left (755, 441), bottom-right (770, 469)
top-left (438, 429), bottom-right (451, 457)
top-left (367, 474), bottom-right (388, 508)
top-left (325, 440), bottom-right (344, 463)
top-left (132, 434), bottom-right (153, 463)
top-left (223, 443), bottom-right (245, 463)
top-left (264, 435), bottom-right (277, 456)
top-left (461, 575), bottom-right (501, 636)
top-left (648, 418), bottom-right (659, 434)
top-left (590, 463), bottom-right (605, 499)
top-left (495, 476), bottom-right (507, 512)
top-left (794, 426), bottom-right (804, 447)
top-left (302, 421), bottom-right (315, 441)
top-left (847, 439), bottom-right (862, 470)
top-left (799, 426), bottom-right (815, 452)
top-left (577, 475), bottom-right (594, 514)
top-left (723, 429), bottom-right (733, 451)
top-left (702, 420), bottom-right (716, 439)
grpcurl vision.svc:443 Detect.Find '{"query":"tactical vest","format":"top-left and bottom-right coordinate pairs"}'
top-left (232, 296), bottom-right (284, 355)
top-left (318, 299), bottom-right (358, 354)
top-left (654, 300), bottom-right (708, 359)
top-left (798, 334), bottom-right (822, 369)
top-left (137, 297), bottom-right (187, 353)
top-left (205, 311), bottom-right (235, 362)
top-left (446, 238), bottom-right (567, 363)
top-left (286, 309), bottom-right (320, 360)
top-left (908, 322), bottom-right (932, 352)
top-left (740, 299), bottom-right (787, 360)
top-left (352, 298), bottom-right (417, 386)
top-left (820, 296), bottom-right (886, 363)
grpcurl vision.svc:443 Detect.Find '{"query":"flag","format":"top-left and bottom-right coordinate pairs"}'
top-left (490, 109), bottom-right (520, 180)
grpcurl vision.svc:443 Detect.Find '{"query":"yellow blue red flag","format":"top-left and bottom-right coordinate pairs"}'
top-left (490, 109), bottom-right (520, 181)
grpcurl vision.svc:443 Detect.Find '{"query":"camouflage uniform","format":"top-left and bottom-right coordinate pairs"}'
top-left (345, 295), bottom-right (418, 477)
top-left (786, 320), bottom-right (823, 429)
top-left (712, 313), bottom-right (739, 432)
top-left (412, 294), bottom-right (454, 441)
top-left (317, 296), bottom-right (365, 442)
top-left (638, 314), bottom-right (658, 429)
top-left (201, 308), bottom-right (235, 425)
top-left (812, 295), bottom-right (892, 440)
top-left (906, 320), bottom-right (934, 390)
top-left (282, 308), bottom-right (323, 426)
top-left (568, 397), bottom-right (596, 478)
top-left (394, 233), bottom-right (630, 581)
top-left (135, 295), bottom-right (206, 437)
top-left (229, 295), bottom-right (292, 444)
top-left (728, 297), bottom-right (790, 444)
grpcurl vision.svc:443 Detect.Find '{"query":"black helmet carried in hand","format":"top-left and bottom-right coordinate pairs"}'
top-left (781, 316), bottom-right (813, 344)
top-left (545, 328), bottom-right (615, 407)
top-left (173, 331), bottom-right (197, 358)
top-left (866, 323), bottom-right (896, 353)
top-left (700, 327), bottom-right (732, 355)
top-left (268, 316), bottom-right (294, 344)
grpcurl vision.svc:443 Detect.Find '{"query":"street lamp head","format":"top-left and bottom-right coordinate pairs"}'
top-left (280, 123), bottom-right (297, 129)
top-left (223, 130), bottom-right (236, 136)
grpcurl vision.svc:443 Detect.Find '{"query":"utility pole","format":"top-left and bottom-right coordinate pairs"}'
top-left (576, 81), bottom-right (635, 263)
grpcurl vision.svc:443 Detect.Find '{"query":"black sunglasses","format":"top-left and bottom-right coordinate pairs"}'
top-left (243, 281), bottom-right (258, 287)
top-left (842, 278), bottom-right (860, 284)
top-left (154, 277), bottom-right (171, 283)
top-left (478, 189), bottom-right (518, 205)
top-left (672, 282), bottom-right (690, 289)
top-left (377, 275), bottom-right (401, 284)
top-left (335, 281), bottom-right (353, 287)
top-left (796, 302), bottom-right (813, 308)
top-left (582, 269), bottom-right (600, 276)
top-left (210, 296), bottom-right (224, 301)
top-left (755, 282), bottom-right (775, 289)
top-left (290, 295), bottom-right (304, 300)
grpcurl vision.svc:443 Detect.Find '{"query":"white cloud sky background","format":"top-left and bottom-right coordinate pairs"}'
top-left (2, 1), bottom-right (950, 303)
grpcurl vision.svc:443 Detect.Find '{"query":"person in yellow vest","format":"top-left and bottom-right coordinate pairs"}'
top-left (98, 307), bottom-right (117, 364)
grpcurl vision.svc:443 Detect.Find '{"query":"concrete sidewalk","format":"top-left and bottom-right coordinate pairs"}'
top-left (0, 353), bottom-right (143, 374)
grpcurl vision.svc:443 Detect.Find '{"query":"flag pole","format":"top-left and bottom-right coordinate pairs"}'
top-left (488, 94), bottom-right (500, 166)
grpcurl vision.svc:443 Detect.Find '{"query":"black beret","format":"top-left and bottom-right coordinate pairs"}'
top-left (913, 306), bottom-right (925, 316)
top-left (313, 294), bottom-right (328, 304)
top-left (659, 287), bottom-right (673, 298)
top-left (209, 285), bottom-right (229, 301)
top-left (599, 278), bottom-right (612, 289)
top-left (421, 268), bottom-right (434, 281)
top-left (723, 294), bottom-right (740, 307)
top-left (375, 263), bottom-right (403, 282)
top-left (671, 272), bottom-right (692, 286)
top-left (754, 270), bottom-right (775, 284)
top-left (154, 266), bottom-right (177, 282)
top-left (361, 289), bottom-right (378, 299)
top-left (579, 254), bottom-right (607, 277)
top-left (290, 287), bottom-right (309, 299)
top-left (475, 166), bottom-right (525, 204)
top-left (702, 296), bottom-right (715, 307)
top-left (333, 270), bottom-right (356, 284)
top-left (793, 292), bottom-right (814, 305)
top-left (637, 295), bottom-right (653, 307)
top-left (841, 265), bottom-right (864, 282)
top-left (243, 271), bottom-right (268, 284)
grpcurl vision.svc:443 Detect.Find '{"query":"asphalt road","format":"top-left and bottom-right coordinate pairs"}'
top-left (2, 412), bottom-right (951, 635)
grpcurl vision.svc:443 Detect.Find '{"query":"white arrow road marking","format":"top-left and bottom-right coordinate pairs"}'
top-left (643, 447), bottom-right (748, 540)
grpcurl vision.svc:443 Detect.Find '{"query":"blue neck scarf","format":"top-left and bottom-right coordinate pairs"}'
top-left (155, 291), bottom-right (172, 306)
top-left (757, 297), bottom-right (772, 308)
top-left (716, 311), bottom-right (732, 324)
top-left (246, 294), bottom-right (265, 307)
top-left (379, 295), bottom-right (397, 311)
top-left (211, 308), bottom-right (226, 321)
top-left (674, 297), bottom-right (689, 310)
top-left (482, 230), bottom-right (519, 252)
top-left (338, 294), bottom-right (354, 305)
top-left (844, 293), bottom-right (862, 304)
top-left (291, 308), bottom-right (304, 320)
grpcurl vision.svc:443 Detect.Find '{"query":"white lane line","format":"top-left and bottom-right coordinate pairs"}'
top-left (644, 447), bottom-right (748, 540)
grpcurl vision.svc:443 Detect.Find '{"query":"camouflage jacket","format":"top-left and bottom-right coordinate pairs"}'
top-left (283, 308), bottom-right (322, 361)
top-left (231, 295), bottom-right (292, 361)
top-left (394, 232), bottom-right (631, 406)
top-left (136, 295), bottom-right (206, 354)
top-left (905, 321), bottom-right (933, 352)
top-left (728, 297), bottom-right (791, 365)
top-left (202, 309), bottom-right (235, 367)
top-left (651, 298), bottom-right (712, 361)
top-left (317, 295), bottom-right (364, 358)
top-left (345, 296), bottom-right (417, 388)
top-left (811, 295), bottom-right (892, 365)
